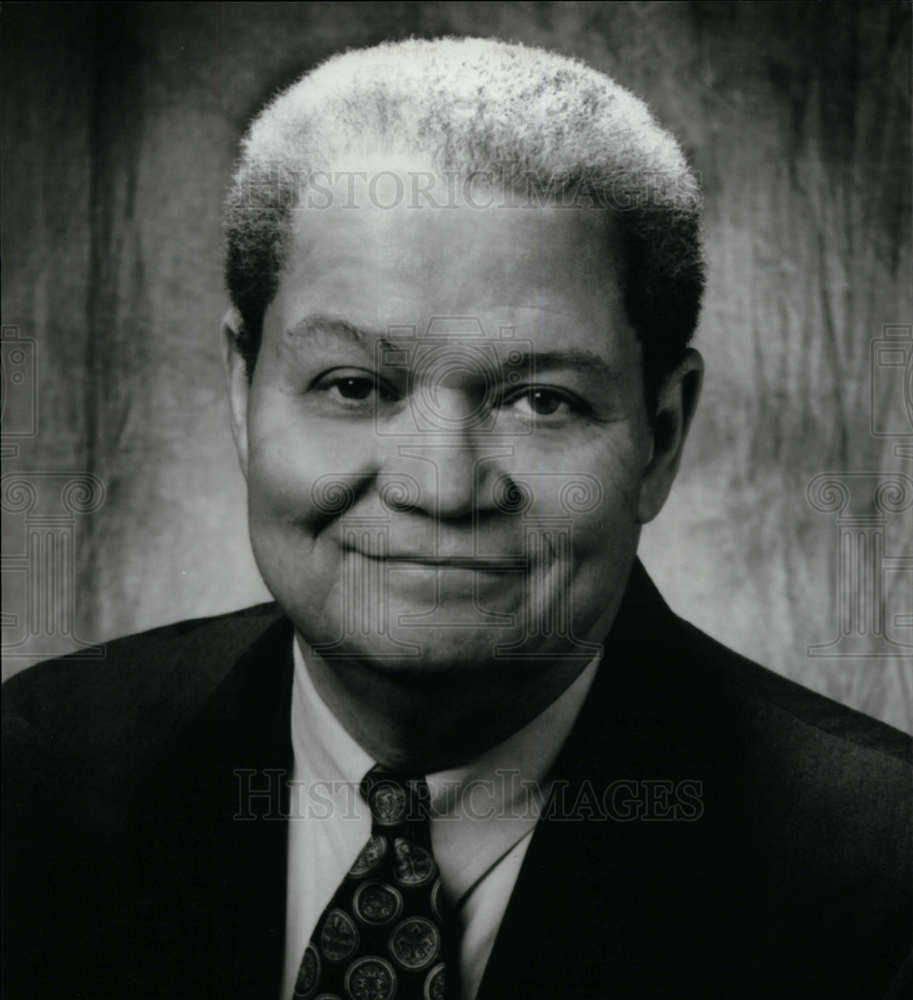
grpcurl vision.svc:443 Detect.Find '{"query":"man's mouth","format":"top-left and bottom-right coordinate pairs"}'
top-left (345, 549), bottom-right (527, 573)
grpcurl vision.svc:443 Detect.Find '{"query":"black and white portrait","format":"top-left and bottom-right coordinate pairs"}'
top-left (2, 4), bottom-right (911, 998)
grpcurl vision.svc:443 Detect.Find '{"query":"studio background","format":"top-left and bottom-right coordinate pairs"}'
top-left (2, 1), bottom-right (911, 733)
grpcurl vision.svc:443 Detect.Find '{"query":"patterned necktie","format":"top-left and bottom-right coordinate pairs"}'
top-left (294, 766), bottom-right (452, 1000)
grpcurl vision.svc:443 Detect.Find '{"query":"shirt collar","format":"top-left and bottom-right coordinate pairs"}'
top-left (290, 636), bottom-right (600, 903)
top-left (290, 635), bottom-right (374, 795)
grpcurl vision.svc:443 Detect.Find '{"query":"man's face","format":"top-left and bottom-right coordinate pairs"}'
top-left (229, 171), bottom-right (668, 675)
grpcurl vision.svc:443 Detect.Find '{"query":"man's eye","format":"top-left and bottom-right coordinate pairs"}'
top-left (313, 371), bottom-right (398, 408)
top-left (506, 388), bottom-right (575, 419)
top-left (332, 376), bottom-right (375, 400)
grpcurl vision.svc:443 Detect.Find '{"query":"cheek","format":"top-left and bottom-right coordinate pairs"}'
top-left (570, 493), bottom-right (639, 563)
top-left (587, 427), bottom-right (649, 515)
top-left (247, 439), bottom-right (317, 531)
top-left (245, 386), bottom-right (391, 552)
top-left (532, 435), bottom-right (645, 579)
top-left (562, 461), bottom-right (643, 612)
top-left (513, 430), bottom-right (646, 522)
top-left (245, 399), bottom-right (344, 533)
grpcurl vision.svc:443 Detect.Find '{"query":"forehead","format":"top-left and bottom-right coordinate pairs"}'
top-left (265, 167), bottom-right (637, 365)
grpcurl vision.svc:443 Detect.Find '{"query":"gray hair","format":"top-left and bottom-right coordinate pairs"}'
top-left (224, 36), bottom-right (704, 405)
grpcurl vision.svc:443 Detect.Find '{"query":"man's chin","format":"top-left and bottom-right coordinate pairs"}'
top-left (308, 629), bottom-right (505, 676)
top-left (305, 625), bottom-right (598, 683)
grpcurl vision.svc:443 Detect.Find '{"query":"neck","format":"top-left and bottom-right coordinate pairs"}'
top-left (296, 603), bottom-right (622, 773)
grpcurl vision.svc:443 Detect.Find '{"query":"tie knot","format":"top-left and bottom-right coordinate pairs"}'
top-left (360, 766), bottom-right (431, 831)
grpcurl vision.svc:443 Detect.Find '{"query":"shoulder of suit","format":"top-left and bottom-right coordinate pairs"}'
top-left (2, 603), bottom-right (284, 785)
top-left (665, 610), bottom-right (911, 775)
top-left (615, 560), bottom-right (909, 771)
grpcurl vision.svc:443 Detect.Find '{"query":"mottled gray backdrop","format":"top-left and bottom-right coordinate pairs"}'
top-left (2, 1), bottom-right (911, 731)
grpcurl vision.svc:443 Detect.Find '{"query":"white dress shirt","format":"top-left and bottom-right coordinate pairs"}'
top-left (281, 639), bottom-right (600, 1000)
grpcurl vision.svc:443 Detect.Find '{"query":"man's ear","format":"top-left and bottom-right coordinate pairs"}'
top-left (636, 348), bottom-right (704, 524)
top-left (222, 307), bottom-right (250, 479)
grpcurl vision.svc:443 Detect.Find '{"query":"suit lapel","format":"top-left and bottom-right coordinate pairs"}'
top-left (475, 561), bottom-right (754, 998)
top-left (132, 612), bottom-right (295, 998)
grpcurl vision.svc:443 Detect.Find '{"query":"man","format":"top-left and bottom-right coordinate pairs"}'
top-left (3, 36), bottom-right (910, 1000)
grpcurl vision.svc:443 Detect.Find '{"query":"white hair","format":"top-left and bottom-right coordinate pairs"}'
top-left (224, 36), bottom-right (704, 401)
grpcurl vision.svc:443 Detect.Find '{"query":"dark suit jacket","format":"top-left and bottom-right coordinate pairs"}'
top-left (3, 562), bottom-right (911, 998)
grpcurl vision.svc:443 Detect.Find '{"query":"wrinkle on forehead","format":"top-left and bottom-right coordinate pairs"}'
top-left (265, 168), bottom-right (637, 377)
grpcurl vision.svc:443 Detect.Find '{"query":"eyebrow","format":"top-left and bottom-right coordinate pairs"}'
top-left (285, 313), bottom-right (626, 385)
top-left (283, 313), bottom-right (398, 353)
top-left (504, 348), bottom-right (626, 386)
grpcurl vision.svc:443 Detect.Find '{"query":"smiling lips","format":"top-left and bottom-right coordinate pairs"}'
top-left (346, 550), bottom-right (528, 572)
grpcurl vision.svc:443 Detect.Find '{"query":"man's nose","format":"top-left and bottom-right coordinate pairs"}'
top-left (384, 388), bottom-right (498, 519)
top-left (399, 443), bottom-right (477, 519)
